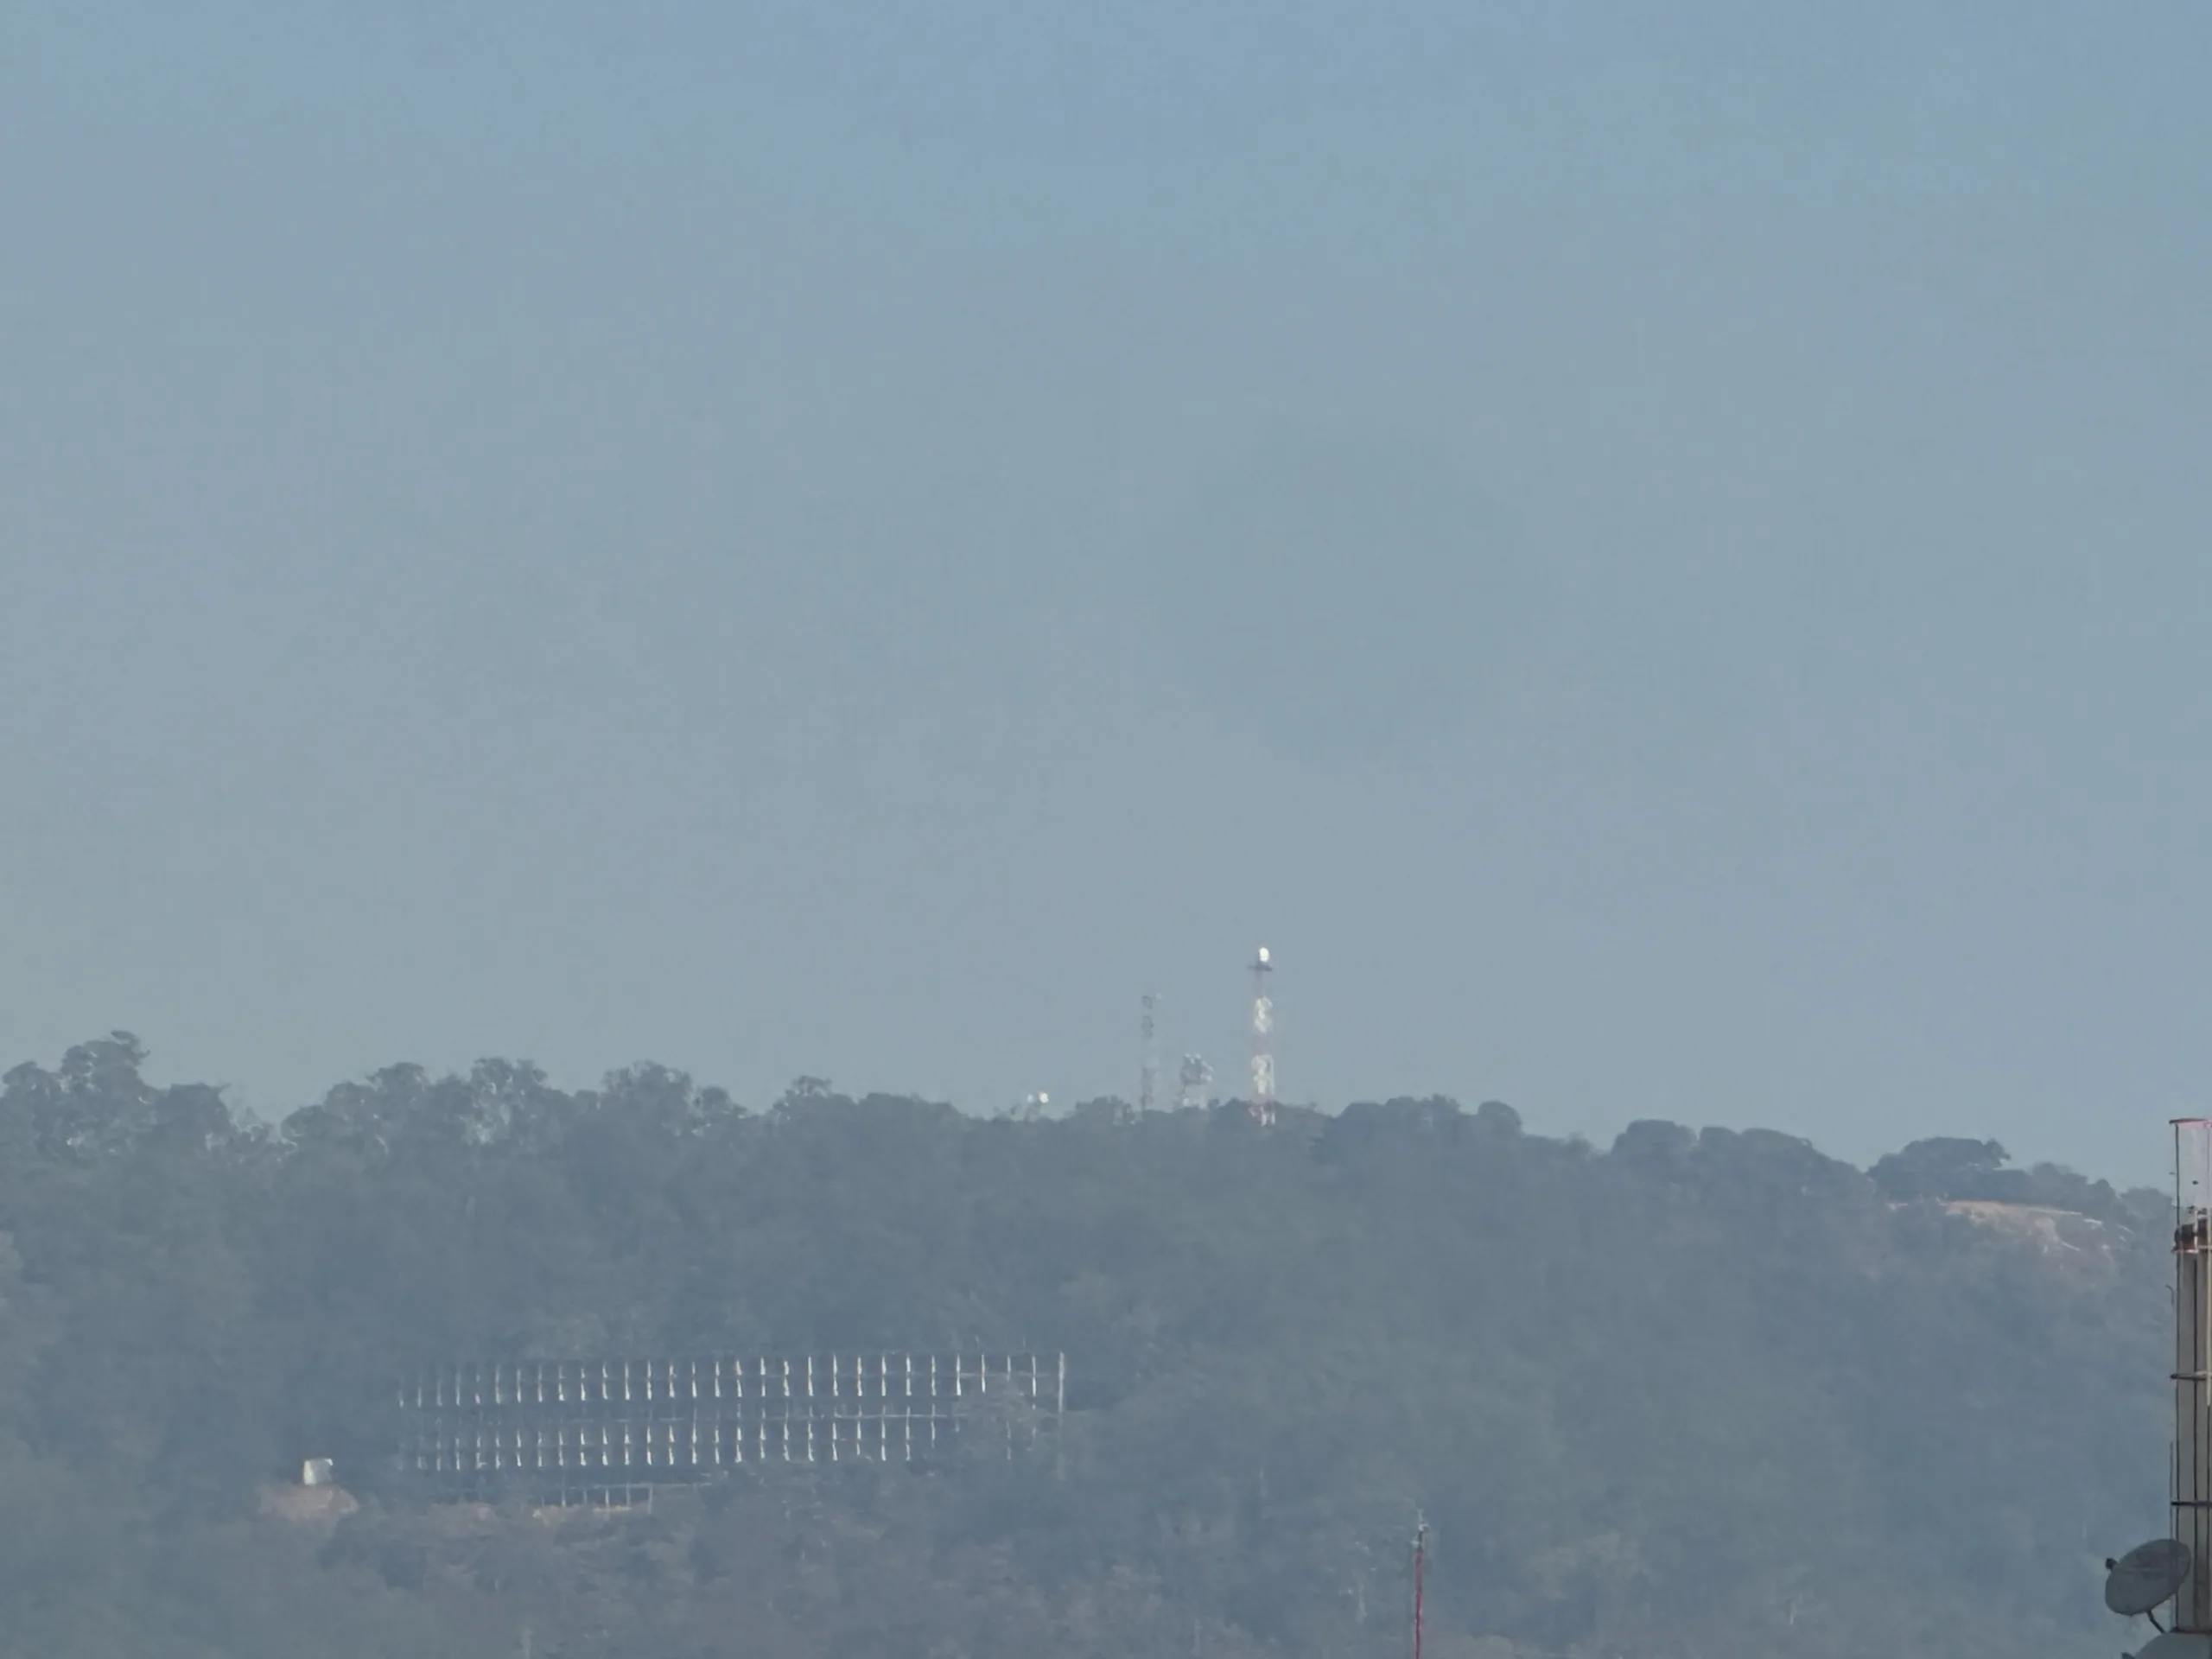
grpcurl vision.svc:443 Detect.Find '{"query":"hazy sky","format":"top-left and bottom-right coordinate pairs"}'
top-left (4, 3), bottom-right (2209, 1182)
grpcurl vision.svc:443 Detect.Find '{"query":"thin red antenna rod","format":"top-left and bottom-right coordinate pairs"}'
top-left (1412, 1511), bottom-right (1428, 1659)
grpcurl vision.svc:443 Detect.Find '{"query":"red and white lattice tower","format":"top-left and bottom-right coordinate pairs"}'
top-left (1249, 947), bottom-right (1275, 1125)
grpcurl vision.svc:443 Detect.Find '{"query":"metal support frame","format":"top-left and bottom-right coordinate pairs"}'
top-left (398, 1351), bottom-right (1065, 1503)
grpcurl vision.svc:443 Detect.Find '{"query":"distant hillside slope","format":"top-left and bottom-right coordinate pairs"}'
top-left (0, 1036), bottom-right (2170, 1659)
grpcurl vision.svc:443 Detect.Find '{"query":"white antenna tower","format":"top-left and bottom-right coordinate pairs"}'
top-left (1139, 992), bottom-right (1159, 1115)
top-left (1249, 946), bottom-right (1275, 1125)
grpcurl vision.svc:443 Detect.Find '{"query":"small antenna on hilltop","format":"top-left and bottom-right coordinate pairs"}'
top-left (1249, 947), bottom-right (1276, 1126)
top-left (1411, 1511), bottom-right (1428, 1659)
top-left (1140, 992), bottom-right (1159, 1116)
top-left (1178, 1054), bottom-right (1211, 1110)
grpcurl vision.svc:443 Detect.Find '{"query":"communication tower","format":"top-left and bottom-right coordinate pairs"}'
top-left (1177, 1055), bottom-right (1211, 1111)
top-left (1411, 1512), bottom-right (1429, 1659)
top-left (1249, 947), bottom-right (1275, 1125)
top-left (2100, 1119), bottom-right (2212, 1654)
top-left (1140, 993), bottom-right (1159, 1115)
top-left (2178, 1120), bottom-right (2212, 1640)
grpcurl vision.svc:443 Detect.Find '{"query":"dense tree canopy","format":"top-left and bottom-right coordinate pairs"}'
top-left (0, 1034), bottom-right (2170, 1657)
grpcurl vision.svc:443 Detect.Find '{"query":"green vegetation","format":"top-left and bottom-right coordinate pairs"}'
top-left (0, 1033), bottom-right (2167, 1657)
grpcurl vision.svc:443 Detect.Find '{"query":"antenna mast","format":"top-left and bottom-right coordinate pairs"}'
top-left (2098, 1121), bottom-right (2211, 1637)
top-left (2175, 1120), bottom-right (2212, 1632)
top-left (1177, 1054), bottom-right (1211, 1111)
top-left (1139, 992), bottom-right (1159, 1116)
top-left (1249, 946), bottom-right (1275, 1125)
top-left (1411, 1512), bottom-right (1428, 1659)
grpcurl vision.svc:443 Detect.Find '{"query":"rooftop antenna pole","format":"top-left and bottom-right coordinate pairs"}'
top-left (1411, 1511), bottom-right (1428, 1659)
top-left (2099, 1122), bottom-right (2206, 1636)
top-left (1139, 992), bottom-right (1159, 1116)
top-left (1249, 947), bottom-right (1275, 1126)
top-left (2175, 1119), bottom-right (2212, 1631)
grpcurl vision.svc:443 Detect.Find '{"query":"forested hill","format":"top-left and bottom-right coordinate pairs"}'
top-left (0, 1034), bottom-right (2171, 1659)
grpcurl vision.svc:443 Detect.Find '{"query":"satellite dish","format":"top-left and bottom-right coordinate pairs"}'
top-left (2107, 1539), bottom-right (2192, 1617)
